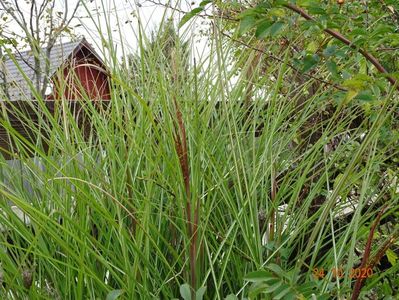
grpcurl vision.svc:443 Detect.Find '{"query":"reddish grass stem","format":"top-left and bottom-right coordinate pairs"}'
top-left (351, 205), bottom-right (388, 300)
top-left (172, 96), bottom-right (198, 295)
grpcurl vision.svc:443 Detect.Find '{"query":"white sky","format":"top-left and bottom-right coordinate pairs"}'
top-left (1, 0), bottom-right (208, 62)
top-left (77, 0), bottom-right (209, 62)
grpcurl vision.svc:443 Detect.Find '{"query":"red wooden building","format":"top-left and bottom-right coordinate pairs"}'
top-left (47, 39), bottom-right (111, 101)
top-left (0, 38), bottom-right (111, 157)
top-left (0, 37), bottom-right (110, 101)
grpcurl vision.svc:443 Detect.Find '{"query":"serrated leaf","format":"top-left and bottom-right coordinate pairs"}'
top-left (180, 283), bottom-right (192, 300)
top-left (106, 290), bottom-right (124, 300)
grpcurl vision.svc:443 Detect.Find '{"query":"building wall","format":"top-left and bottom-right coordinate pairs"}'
top-left (48, 47), bottom-right (111, 101)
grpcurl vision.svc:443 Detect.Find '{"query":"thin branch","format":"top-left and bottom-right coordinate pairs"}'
top-left (2, 37), bottom-right (38, 74)
top-left (62, 0), bottom-right (81, 29)
top-left (13, 0), bottom-right (29, 31)
top-left (221, 31), bottom-right (346, 91)
top-left (143, 0), bottom-right (238, 22)
top-left (29, 1), bottom-right (35, 40)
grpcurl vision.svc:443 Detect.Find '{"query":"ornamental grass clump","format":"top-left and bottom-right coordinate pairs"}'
top-left (0, 1), bottom-right (398, 299)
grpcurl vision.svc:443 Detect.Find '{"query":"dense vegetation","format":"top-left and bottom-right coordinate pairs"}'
top-left (0, 0), bottom-right (398, 299)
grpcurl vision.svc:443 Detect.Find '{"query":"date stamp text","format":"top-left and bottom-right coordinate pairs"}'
top-left (313, 267), bottom-right (373, 279)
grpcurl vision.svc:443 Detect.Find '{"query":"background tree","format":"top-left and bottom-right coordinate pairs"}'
top-left (0, 0), bottom-right (82, 98)
top-left (182, 0), bottom-right (399, 210)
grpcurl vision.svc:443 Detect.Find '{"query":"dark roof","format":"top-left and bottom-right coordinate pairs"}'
top-left (0, 38), bottom-right (94, 101)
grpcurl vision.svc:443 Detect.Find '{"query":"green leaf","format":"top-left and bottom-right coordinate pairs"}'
top-left (264, 280), bottom-right (282, 293)
top-left (245, 270), bottom-right (274, 282)
top-left (254, 20), bottom-right (284, 39)
top-left (355, 90), bottom-right (374, 102)
top-left (387, 249), bottom-right (398, 266)
top-left (180, 283), bottom-right (192, 300)
top-left (239, 16), bottom-right (256, 35)
top-left (302, 54), bottom-right (320, 72)
top-left (199, 0), bottom-right (211, 6)
top-left (307, 41), bottom-right (318, 52)
top-left (265, 241), bottom-right (276, 251)
top-left (273, 283), bottom-right (292, 299)
top-left (266, 263), bottom-right (285, 275)
top-left (297, 0), bottom-right (318, 7)
top-left (344, 90), bottom-right (359, 104)
top-left (196, 286), bottom-right (206, 300)
top-left (308, 6), bottom-right (326, 15)
top-left (266, 264), bottom-right (292, 280)
top-left (106, 290), bottom-right (124, 300)
top-left (225, 295), bottom-right (238, 300)
top-left (269, 21), bottom-right (285, 37)
top-left (326, 61), bottom-right (338, 77)
top-left (179, 7), bottom-right (203, 28)
top-left (372, 24), bottom-right (395, 36)
top-left (323, 45), bottom-right (337, 57)
top-left (255, 20), bottom-right (272, 39)
top-left (249, 282), bottom-right (270, 298)
top-left (342, 80), bottom-right (364, 91)
top-left (268, 8), bottom-right (286, 17)
top-left (297, 281), bottom-right (317, 295)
